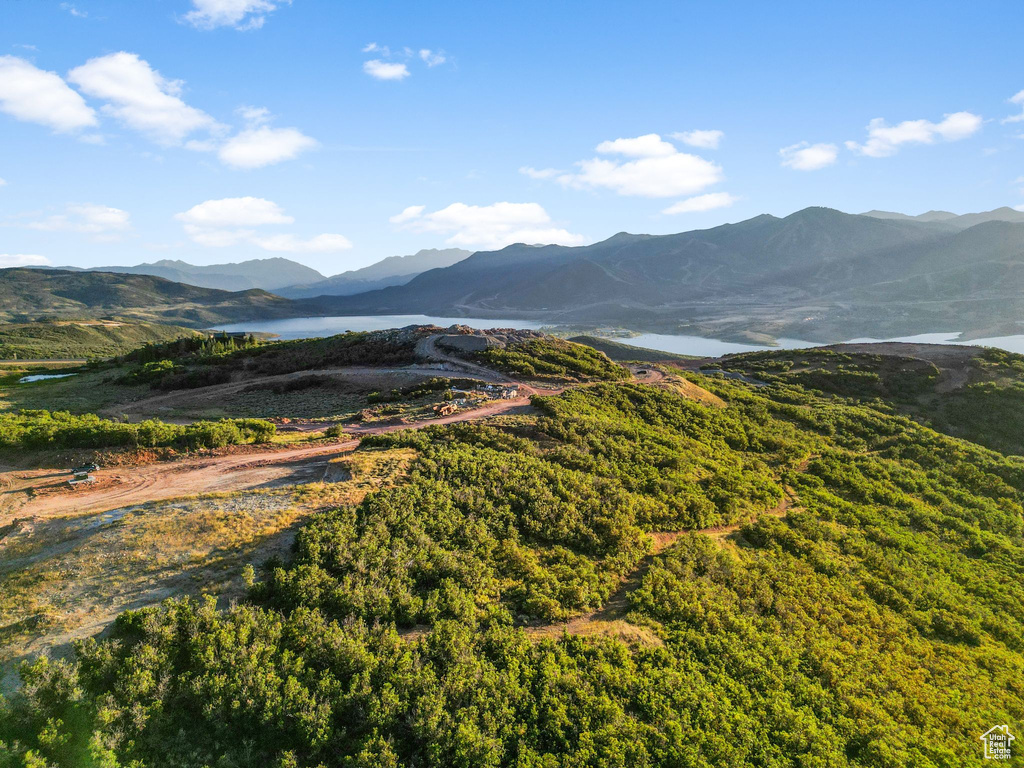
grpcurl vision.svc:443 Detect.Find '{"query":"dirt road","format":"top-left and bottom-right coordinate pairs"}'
top-left (105, 363), bottom-right (512, 420)
top-left (0, 394), bottom-right (535, 522)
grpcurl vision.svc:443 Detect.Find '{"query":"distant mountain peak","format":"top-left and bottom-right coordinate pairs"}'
top-left (861, 206), bottom-right (1024, 228)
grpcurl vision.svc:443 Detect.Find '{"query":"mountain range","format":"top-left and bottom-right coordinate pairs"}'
top-left (58, 257), bottom-right (324, 292)
top-left (276, 248), bottom-right (471, 298)
top-left (861, 206), bottom-right (1024, 229)
top-left (320, 206), bottom-right (1024, 341)
top-left (13, 206), bottom-right (1024, 342)
top-left (51, 248), bottom-right (473, 297)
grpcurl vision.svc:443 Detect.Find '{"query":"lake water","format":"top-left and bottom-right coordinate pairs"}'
top-left (216, 315), bottom-right (546, 340)
top-left (214, 316), bottom-right (1024, 357)
top-left (19, 373), bottom-right (78, 383)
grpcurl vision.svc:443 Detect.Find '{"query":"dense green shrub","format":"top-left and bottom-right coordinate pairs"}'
top-left (473, 338), bottom-right (628, 380)
top-left (4, 374), bottom-right (1024, 766)
top-left (0, 410), bottom-right (275, 451)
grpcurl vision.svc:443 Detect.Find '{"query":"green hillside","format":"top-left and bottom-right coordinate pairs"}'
top-left (0, 268), bottom-right (302, 327)
top-left (569, 334), bottom-right (699, 362)
top-left (0, 320), bottom-right (197, 360)
top-left (4, 353), bottom-right (1023, 766)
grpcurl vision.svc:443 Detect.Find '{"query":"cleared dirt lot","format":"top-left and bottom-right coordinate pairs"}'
top-left (0, 393), bottom-right (535, 523)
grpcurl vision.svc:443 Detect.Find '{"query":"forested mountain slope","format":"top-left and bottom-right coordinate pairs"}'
top-left (279, 248), bottom-right (472, 298)
top-left (61, 257), bottom-right (325, 292)
top-left (4, 354), bottom-right (1023, 766)
top-left (324, 207), bottom-right (1024, 341)
top-left (0, 268), bottom-right (304, 326)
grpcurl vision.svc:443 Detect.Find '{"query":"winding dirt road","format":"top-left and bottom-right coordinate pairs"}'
top-left (0, 393), bottom-right (536, 522)
top-left (0, 344), bottom-right (644, 524)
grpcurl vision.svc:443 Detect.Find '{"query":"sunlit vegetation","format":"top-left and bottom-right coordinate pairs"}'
top-left (473, 337), bottom-right (629, 380)
top-left (0, 410), bottom-right (275, 451)
top-left (717, 346), bottom-right (1024, 456)
top-left (715, 348), bottom-right (941, 401)
top-left (4, 367), bottom-right (1023, 766)
top-left (0, 320), bottom-right (198, 360)
top-left (568, 334), bottom-right (698, 363)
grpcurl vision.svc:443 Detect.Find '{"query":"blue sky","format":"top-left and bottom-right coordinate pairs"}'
top-left (0, 0), bottom-right (1022, 275)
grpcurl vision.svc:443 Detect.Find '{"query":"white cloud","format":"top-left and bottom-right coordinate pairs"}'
top-left (671, 129), bottom-right (724, 149)
top-left (175, 197), bottom-right (350, 252)
top-left (1003, 89), bottom-right (1024, 124)
top-left (68, 52), bottom-right (218, 145)
top-left (24, 203), bottom-right (131, 235)
top-left (845, 111), bottom-right (982, 157)
top-left (248, 233), bottom-right (353, 252)
top-left (0, 55), bottom-right (97, 133)
top-left (175, 197), bottom-right (293, 228)
top-left (0, 178), bottom-right (6, 187)
top-left (779, 141), bottom-right (839, 171)
top-left (218, 125), bottom-right (317, 168)
top-left (661, 192), bottom-right (738, 214)
top-left (389, 205), bottom-right (426, 224)
top-left (519, 166), bottom-right (562, 180)
top-left (363, 59), bottom-right (410, 81)
top-left (237, 105), bottom-right (271, 125)
top-left (181, 106), bottom-right (315, 169)
top-left (184, 0), bottom-right (287, 30)
top-left (596, 133), bottom-right (676, 157)
top-left (419, 49), bottom-right (446, 67)
top-left (556, 134), bottom-right (723, 198)
top-left (1015, 204), bottom-right (1024, 212)
top-left (391, 201), bottom-right (585, 250)
top-left (60, 3), bottom-right (87, 17)
top-left (0, 254), bottom-right (50, 267)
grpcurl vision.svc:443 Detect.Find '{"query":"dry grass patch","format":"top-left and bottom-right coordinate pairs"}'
top-left (525, 618), bottom-right (663, 648)
top-left (0, 445), bottom-right (418, 688)
top-left (295, 447), bottom-right (416, 508)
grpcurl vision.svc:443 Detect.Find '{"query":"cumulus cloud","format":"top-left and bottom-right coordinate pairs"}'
top-left (3, 53), bottom-right (313, 169)
top-left (0, 55), bottom-right (97, 133)
top-left (363, 60), bottom-right (410, 81)
top-left (845, 112), bottom-right (982, 157)
top-left (661, 192), bottom-right (738, 214)
top-left (175, 197), bottom-right (350, 252)
top-left (180, 106), bottom-right (315, 168)
top-left (0, 254), bottom-right (50, 267)
top-left (68, 52), bottom-right (218, 145)
top-left (779, 141), bottom-right (839, 171)
top-left (419, 49), bottom-right (446, 67)
top-left (555, 134), bottom-right (723, 198)
top-left (670, 129), bottom-right (724, 149)
top-left (391, 202), bottom-right (586, 250)
top-left (60, 3), bottom-right (87, 17)
top-left (218, 125), bottom-right (318, 168)
top-left (389, 205), bottom-right (426, 224)
top-left (24, 203), bottom-right (131, 235)
top-left (184, 0), bottom-right (287, 30)
top-left (519, 166), bottom-right (562, 180)
top-left (596, 134), bottom-right (676, 157)
top-left (363, 44), bottom-right (448, 80)
top-left (175, 197), bottom-right (293, 228)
